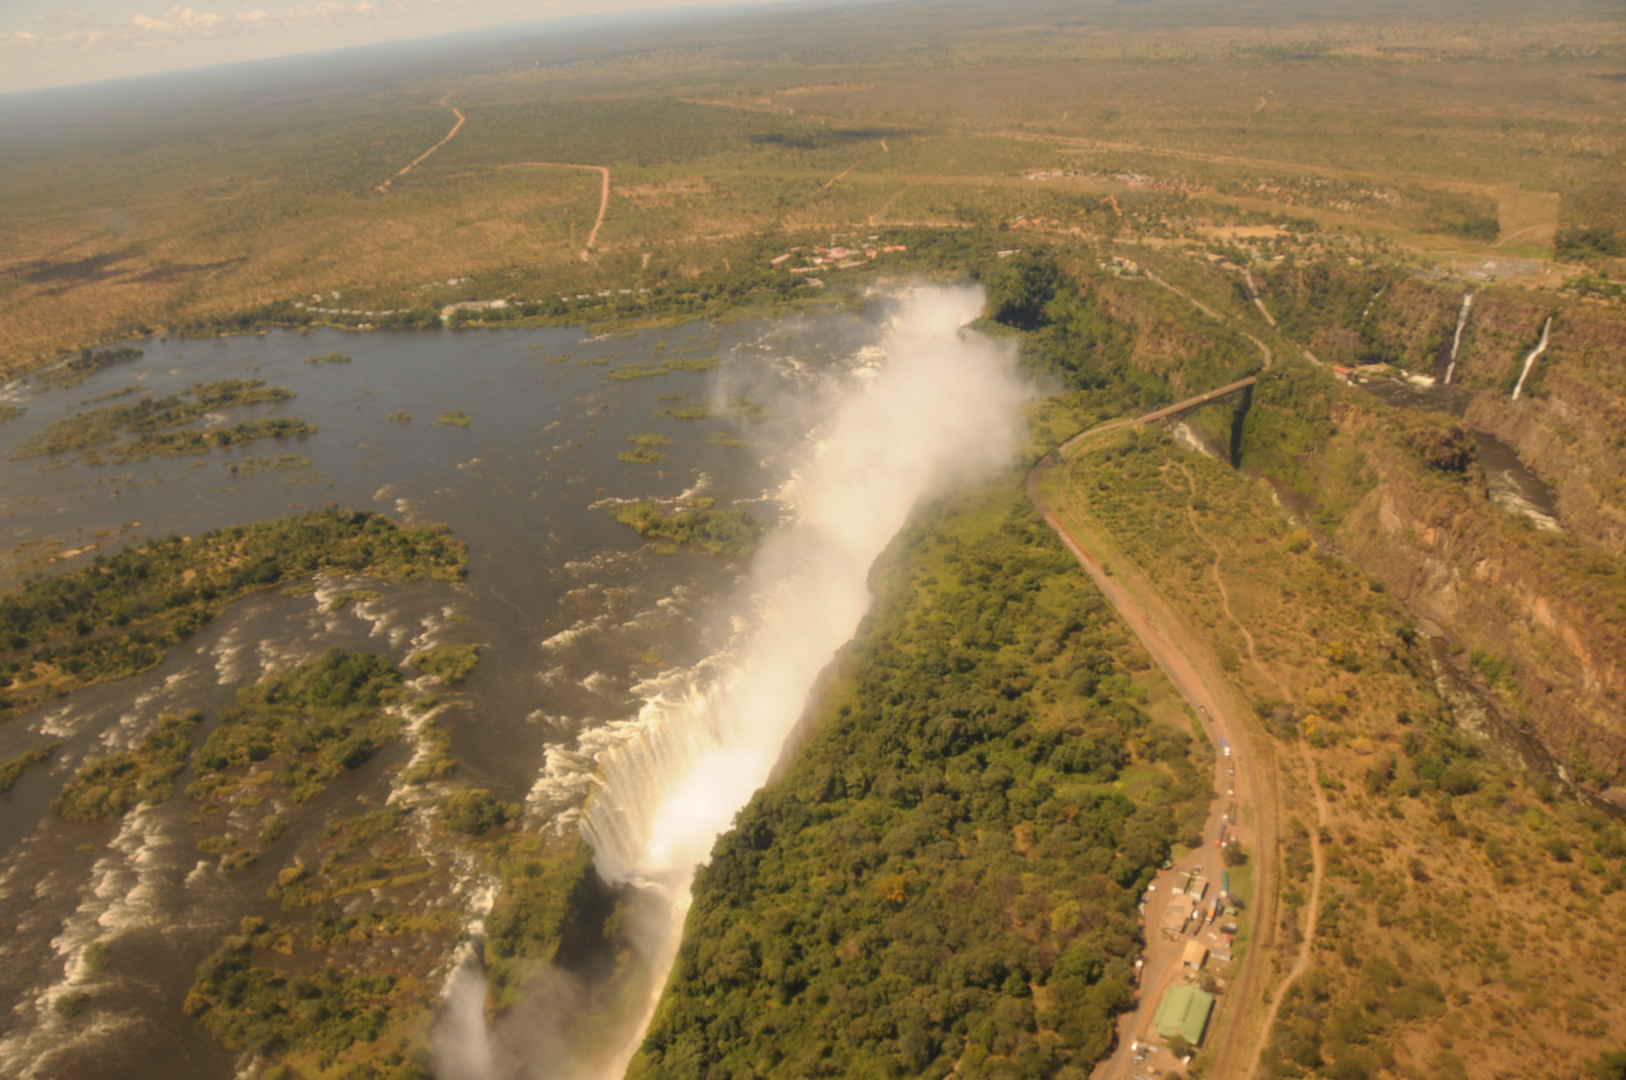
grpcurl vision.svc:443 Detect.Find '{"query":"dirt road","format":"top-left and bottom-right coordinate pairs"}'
top-left (376, 99), bottom-right (611, 261)
top-left (498, 162), bottom-right (612, 261)
top-left (376, 94), bottom-right (465, 193)
top-left (1251, 747), bottom-right (1328, 1065)
top-left (1029, 398), bottom-right (1284, 1080)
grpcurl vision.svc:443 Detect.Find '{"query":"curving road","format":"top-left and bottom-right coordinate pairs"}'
top-left (377, 101), bottom-right (613, 263)
top-left (499, 162), bottom-right (612, 261)
top-left (1028, 390), bottom-right (1283, 1080)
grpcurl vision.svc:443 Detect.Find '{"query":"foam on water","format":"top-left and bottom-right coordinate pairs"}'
top-left (35, 703), bottom-right (80, 740)
top-left (0, 806), bottom-right (182, 1079)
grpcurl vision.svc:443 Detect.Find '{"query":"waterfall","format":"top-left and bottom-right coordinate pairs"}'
top-left (1511, 316), bottom-right (1552, 401)
top-left (544, 285), bottom-right (1031, 1078)
top-left (1442, 290), bottom-right (1473, 385)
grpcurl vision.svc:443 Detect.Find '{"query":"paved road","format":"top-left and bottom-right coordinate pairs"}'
top-left (1028, 394), bottom-right (1280, 1080)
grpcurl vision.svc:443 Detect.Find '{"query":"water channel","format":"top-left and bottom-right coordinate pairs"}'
top-left (1355, 377), bottom-right (1563, 532)
top-left (0, 300), bottom-right (923, 1078)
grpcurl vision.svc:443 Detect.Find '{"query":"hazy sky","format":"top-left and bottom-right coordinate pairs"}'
top-left (0, 0), bottom-right (790, 94)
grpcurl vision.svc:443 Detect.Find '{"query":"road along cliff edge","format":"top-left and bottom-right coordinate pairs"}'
top-left (1028, 392), bottom-right (1294, 1080)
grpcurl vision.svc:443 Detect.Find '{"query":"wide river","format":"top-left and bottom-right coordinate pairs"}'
top-left (0, 303), bottom-right (905, 1079)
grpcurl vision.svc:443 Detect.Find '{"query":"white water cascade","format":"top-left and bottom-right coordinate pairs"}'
top-left (1510, 316), bottom-right (1552, 401)
top-left (1442, 289), bottom-right (1473, 385)
top-left (547, 285), bottom-right (1030, 1077)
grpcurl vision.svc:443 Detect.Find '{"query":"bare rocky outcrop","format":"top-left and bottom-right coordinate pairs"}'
top-left (1335, 427), bottom-right (1626, 777)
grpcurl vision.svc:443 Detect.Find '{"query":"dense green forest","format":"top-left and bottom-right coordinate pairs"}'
top-left (630, 481), bottom-right (1209, 1080)
top-left (0, 510), bottom-right (466, 715)
top-left (980, 250), bottom-right (1263, 414)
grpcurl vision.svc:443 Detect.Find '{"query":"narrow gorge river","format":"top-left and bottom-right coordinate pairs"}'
top-left (1356, 377), bottom-right (1563, 532)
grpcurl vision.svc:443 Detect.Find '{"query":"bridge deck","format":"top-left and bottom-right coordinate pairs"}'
top-left (1135, 376), bottom-right (1258, 425)
top-left (1055, 376), bottom-right (1259, 458)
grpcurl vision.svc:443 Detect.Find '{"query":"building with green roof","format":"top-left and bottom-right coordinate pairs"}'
top-left (1153, 984), bottom-right (1215, 1046)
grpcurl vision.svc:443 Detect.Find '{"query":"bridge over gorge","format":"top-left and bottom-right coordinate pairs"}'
top-left (1047, 376), bottom-right (1259, 462)
top-left (1134, 376), bottom-right (1258, 425)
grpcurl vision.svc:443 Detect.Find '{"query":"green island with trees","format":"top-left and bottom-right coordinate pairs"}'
top-left (408, 644), bottom-right (480, 686)
top-left (0, 509), bottom-right (465, 717)
top-left (13, 379), bottom-right (307, 464)
top-left (53, 710), bottom-right (201, 821)
top-left (0, 741), bottom-right (60, 794)
top-left (187, 649), bottom-right (405, 817)
top-left (616, 499), bottom-right (765, 556)
top-left (36, 347), bottom-right (145, 389)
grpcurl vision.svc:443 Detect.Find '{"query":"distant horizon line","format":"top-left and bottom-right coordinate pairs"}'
top-left (0, 0), bottom-right (883, 102)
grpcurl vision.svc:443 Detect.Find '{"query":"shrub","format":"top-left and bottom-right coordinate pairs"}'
top-left (440, 789), bottom-right (517, 835)
top-left (53, 711), bottom-right (201, 821)
top-left (409, 645), bottom-right (479, 686)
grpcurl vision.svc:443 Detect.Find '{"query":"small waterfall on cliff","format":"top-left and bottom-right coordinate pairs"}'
top-left (536, 285), bottom-right (1031, 1078)
top-left (1511, 316), bottom-right (1552, 401)
top-left (1442, 290), bottom-right (1473, 385)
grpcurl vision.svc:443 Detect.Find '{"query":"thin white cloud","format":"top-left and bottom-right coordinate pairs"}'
top-left (130, 7), bottom-right (225, 33)
top-left (10, 0), bottom-right (385, 54)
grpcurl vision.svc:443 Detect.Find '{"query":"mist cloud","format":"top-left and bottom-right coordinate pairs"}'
top-left (555, 283), bottom-right (1030, 1077)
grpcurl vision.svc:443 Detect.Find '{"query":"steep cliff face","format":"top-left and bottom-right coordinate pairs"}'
top-left (1241, 362), bottom-right (1626, 782)
top-left (1340, 425), bottom-right (1626, 777)
top-left (1358, 277), bottom-right (1463, 372)
top-left (1258, 258), bottom-right (1626, 556)
top-left (1463, 302), bottom-right (1626, 558)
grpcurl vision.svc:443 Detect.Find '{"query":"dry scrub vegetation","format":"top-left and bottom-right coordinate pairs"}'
top-left (2, 0), bottom-right (1623, 375)
top-left (1064, 424), bottom-right (1626, 1079)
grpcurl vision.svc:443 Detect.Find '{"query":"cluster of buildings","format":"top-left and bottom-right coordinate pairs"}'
top-left (1144, 860), bottom-right (1244, 1060)
top-left (770, 238), bottom-right (908, 276)
top-left (1159, 867), bottom-right (1235, 944)
top-left (292, 300), bottom-right (398, 318)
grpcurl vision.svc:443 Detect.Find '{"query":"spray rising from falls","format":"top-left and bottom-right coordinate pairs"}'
top-left (1510, 316), bottom-right (1551, 402)
top-left (570, 284), bottom-right (1029, 1072)
top-left (1442, 289), bottom-right (1474, 385)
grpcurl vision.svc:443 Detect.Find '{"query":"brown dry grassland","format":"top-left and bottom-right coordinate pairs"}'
top-left (1, 0), bottom-right (1622, 376)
